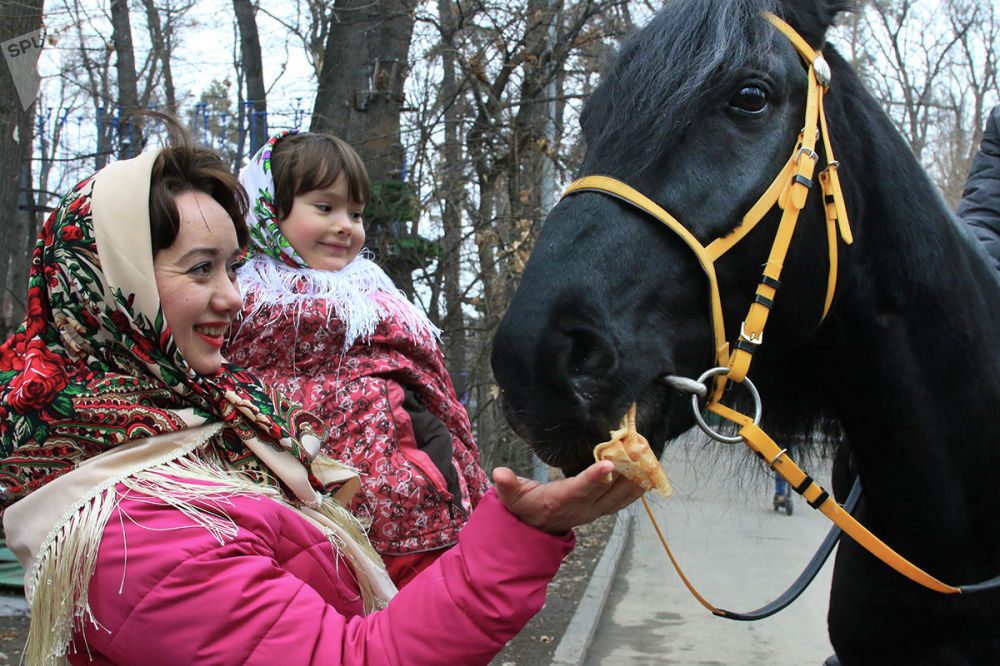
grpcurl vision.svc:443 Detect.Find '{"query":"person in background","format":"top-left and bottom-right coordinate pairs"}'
top-left (226, 130), bottom-right (489, 587)
top-left (957, 105), bottom-right (1000, 270)
top-left (0, 122), bottom-right (644, 665)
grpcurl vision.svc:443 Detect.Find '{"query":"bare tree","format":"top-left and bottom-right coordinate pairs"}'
top-left (431, 0), bottom-right (470, 400)
top-left (402, 0), bottom-right (633, 470)
top-left (843, 0), bottom-right (998, 206)
top-left (933, 0), bottom-right (999, 204)
top-left (257, 1), bottom-right (334, 79)
top-left (0, 0), bottom-right (44, 339)
top-left (141, 0), bottom-right (177, 112)
top-left (110, 0), bottom-right (143, 157)
top-left (233, 0), bottom-right (267, 154)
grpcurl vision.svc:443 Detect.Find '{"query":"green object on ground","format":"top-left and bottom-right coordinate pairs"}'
top-left (0, 539), bottom-right (24, 589)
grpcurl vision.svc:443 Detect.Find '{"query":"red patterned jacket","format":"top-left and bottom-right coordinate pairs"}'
top-left (226, 256), bottom-right (490, 555)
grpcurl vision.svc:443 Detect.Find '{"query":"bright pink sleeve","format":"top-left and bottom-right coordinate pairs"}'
top-left (347, 490), bottom-right (576, 663)
top-left (76, 488), bottom-right (573, 665)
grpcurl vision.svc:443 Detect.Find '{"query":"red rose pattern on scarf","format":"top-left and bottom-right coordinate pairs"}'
top-left (0, 175), bottom-right (330, 504)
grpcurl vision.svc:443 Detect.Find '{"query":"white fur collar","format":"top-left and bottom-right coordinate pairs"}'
top-left (235, 253), bottom-right (440, 350)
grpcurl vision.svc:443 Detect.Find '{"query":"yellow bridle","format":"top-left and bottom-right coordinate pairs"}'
top-left (561, 13), bottom-right (978, 606)
top-left (562, 13), bottom-right (852, 403)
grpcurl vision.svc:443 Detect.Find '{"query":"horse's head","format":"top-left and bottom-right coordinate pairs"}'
top-left (492, 0), bottom-right (852, 473)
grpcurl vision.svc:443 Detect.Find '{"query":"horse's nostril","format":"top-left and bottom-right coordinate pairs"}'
top-left (560, 326), bottom-right (618, 404)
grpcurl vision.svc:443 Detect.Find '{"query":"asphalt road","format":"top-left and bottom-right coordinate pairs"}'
top-left (585, 430), bottom-right (837, 666)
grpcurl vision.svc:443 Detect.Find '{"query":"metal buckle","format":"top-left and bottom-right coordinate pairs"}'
top-left (795, 146), bottom-right (818, 165)
top-left (740, 321), bottom-right (763, 345)
top-left (813, 55), bottom-right (832, 86)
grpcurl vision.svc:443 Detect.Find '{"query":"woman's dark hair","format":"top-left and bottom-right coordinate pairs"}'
top-left (147, 112), bottom-right (250, 253)
top-left (270, 132), bottom-right (370, 221)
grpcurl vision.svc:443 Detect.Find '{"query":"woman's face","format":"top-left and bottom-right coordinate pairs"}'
top-left (153, 190), bottom-right (243, 375)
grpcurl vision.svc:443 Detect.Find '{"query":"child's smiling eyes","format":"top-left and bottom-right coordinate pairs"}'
top-left (310, 201), bottom-right (364, 221)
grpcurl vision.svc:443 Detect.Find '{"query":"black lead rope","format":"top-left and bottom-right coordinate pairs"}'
top-left (717, 477), bottom-right (861, 621)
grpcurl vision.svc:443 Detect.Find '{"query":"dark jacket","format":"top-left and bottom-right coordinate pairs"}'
top-left (957, 106), bottom-right (1000, 270)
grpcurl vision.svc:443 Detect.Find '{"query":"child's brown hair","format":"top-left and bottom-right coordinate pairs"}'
top-left (270, 133), bottom-right (370, 221)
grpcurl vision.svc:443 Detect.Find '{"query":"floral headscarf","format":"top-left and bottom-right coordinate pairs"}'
top-left (239, 129), bottom-right (307, 267)
top-left (0, 148), bottom-right (339, 507)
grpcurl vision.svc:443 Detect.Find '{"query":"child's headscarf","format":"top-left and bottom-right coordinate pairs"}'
top-left (0, 148), bottom-right (347, 507)
top-left (238, 129), bottom-right (307, 267)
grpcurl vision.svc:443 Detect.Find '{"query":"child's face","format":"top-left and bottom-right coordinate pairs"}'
top-left (281, 173), bottom-right (366, 271)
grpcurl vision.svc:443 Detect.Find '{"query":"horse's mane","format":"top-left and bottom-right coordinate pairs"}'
top-left (581, 0), bottom-right (858, 178)
top-left (581, 0), bottom-right (777, 174)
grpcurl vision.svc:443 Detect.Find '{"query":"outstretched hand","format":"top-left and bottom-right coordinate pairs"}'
top-left (493, 461), bottom-right (645, 534)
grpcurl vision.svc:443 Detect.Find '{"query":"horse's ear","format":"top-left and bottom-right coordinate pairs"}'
top-left (820, 0), bottom-right (856, 26)
top-left (781, 0), bottom-right (856, 48)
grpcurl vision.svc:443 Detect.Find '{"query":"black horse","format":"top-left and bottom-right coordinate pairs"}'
top-left (491, 0), bottom-right (1000, 663)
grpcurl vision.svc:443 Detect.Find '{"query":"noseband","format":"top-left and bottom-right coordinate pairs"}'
top-left (560, 13), bottom-right (1000, 610)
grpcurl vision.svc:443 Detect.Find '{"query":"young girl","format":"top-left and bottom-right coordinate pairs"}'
top-left (226, 130), bottom-right (491, 586)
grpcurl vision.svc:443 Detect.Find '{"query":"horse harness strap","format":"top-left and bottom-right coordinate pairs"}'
top-left (717, 405), bottom-right (960, 594)
top-left (641, 476), bottom-right (863, 621)
top-left (561, 13), bottom-right (988, 610)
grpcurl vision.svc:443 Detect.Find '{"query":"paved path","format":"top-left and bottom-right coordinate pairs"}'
top-left (580, 431), bottom-right (837, 665)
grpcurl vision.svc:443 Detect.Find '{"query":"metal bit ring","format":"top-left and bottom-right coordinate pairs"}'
top-left (691, 367), bottom-right (763, 444)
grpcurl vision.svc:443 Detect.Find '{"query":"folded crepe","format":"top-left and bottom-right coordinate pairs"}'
top-left (593, 403), bottom-right (672, 497)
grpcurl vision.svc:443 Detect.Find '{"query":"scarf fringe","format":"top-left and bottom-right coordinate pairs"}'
top-left (235, 253), bottom-right (440, 350)
top-left (24, 445), bottom-right (390, 664)
top-left (26, 488), bottom-right (117, 665)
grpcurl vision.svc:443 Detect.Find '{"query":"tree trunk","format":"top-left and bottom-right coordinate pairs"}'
top-left (434, 0), bottom-right (469, 400)
top-left (110, 0), bottom-right (143, 158)
top-left (142, 0), bottom-right (177, 112)
top-left (505, 0), bottom-right (558, 271)
top-left (233, 0), bottom-right (268, 155)
top-left (311, 0), bottom-right (417, 294)
top-left (0, 0), bottom-right (44, 339)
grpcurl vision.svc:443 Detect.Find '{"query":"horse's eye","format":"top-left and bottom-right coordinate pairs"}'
top-left (730, 86), bottom-right (768, 114)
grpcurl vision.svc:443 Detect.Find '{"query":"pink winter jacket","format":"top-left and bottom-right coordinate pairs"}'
top-left (69, 485), bottom-right (574, 665)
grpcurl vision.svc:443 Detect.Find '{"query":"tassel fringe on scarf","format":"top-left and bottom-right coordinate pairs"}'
top-left (24, 426), bottom-right (387, 665)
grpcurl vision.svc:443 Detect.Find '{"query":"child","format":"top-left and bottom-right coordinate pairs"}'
top-left (226, 130), bottom-right (491, 587)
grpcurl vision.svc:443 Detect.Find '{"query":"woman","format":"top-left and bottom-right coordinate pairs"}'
top-left (0, 127), bottom-right (642, 665)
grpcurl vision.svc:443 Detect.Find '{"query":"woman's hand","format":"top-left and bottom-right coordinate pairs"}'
top-left (492, 461), bottom-right (645, 534)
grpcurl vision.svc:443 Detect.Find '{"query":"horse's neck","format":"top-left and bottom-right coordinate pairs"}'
top-left (828, 139), bottom-right (1000, 552)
